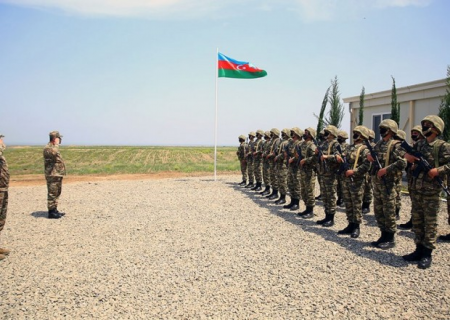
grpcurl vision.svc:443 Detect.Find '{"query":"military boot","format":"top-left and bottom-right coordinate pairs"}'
top-left (418, 247), bottom-right (433, 269)
top-left (283, 198), bottom-right (295, 209)
top-left (371, 231), bottom-right (387, 247)
top-left (351, 224), bottom-right (360, 238)
top-left (0, 248), bottom-right (11, 256)
top-left (315, 194), bottom-right (322, 200)
top-left (245, 182), bottom-right (255, 189)
top-left (403, 244), bottom-right (423, 262)
top-left (378, 232), bottom-right (395, 250)
top-left (322, 214), bottom-right (335, 227)
top-left (267, 190), bottom-right (279, 200)
top-left (239, 180), bottom-right (246, 186)
top-left (362, 202), bottom-right (370, 214)
top-left (48, 209), bottom-right (62, 219)
top-left (56, 208), bottom-right (65, 217)
top-left (254, 183), bottom-right (262, 191)
top-left (260, 185), bottom-right (271, 196)
top-left (395, 207), bottom-right (400, 220)
top-left (290, 199), bottom-right (300, 211)
top-left (338, 223), bottom-right (353, 235)
top-left (336, 197), bottom-right (343, 207)
top-left (398, 218), bottom-right (412, 230)
top-left (275, 194), bottom-right (286, 205)
top-left (438, 233), bottom-right (450, 242)
top-left (251, 182), bottom-right (259, 191)
top-left (316, 213), bottom-right (328, 225)
top-left (299, 206), bottom-right (314, 219)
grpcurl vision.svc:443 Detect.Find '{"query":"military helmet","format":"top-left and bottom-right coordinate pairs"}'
top-left (248, 131), bottom-right (256, 137)
top-left (324, 125), bottom-right (338, 137)
top-left (291, 127), bottom-right (303, 138)
top-left (49, 131), bottom-right (63, 138)
top-left (238, 135), bottom-right (246, 140)
top-left (280, 128), bottom-right (290, 136)
top-left (379, 119), bottom-right (398, 134)
top-left (422, 115), bottom-right (444, 135)
top-left (270, 128), bottom-right (280, 136)
top-left (353, 126), bottom-right (369, 140)
top-left (256, 129), bottom-right (264, 136)
top-left (264, 131), bottom-right (271, 138)
top-left (369, 129), bottom-right (375, 140)
top-left (305, 127), bottom-right (316, 139)
top-left (337, 130), bottom-right (348, 139)
top-left (396, 130), bottom-right (406, 141)
top-left (411, 125), bottom-right (424, 137)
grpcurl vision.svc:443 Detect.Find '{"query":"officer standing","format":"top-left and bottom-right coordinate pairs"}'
top-left (298, 127), bottom-right (318, 218)
top-left (0, 134), bottom-right (10, 260)
top-left (403, 115), bottom-right (450, 269)
top-left (43, 131), bottom-right (67, 219)
top-left (245, 132), bottom-right (256, 188)
top-left (367, 120), bottom-right (406, 249)
top-left (251, 130), bottom-right (264, 191)
top-left (273, 128), bottom-right (291, 205)
top-left (237, 135), bottom-right (248, 186)
top-left (259, 131), bottom-right (272, 196)
top-left (266, 128), bottom-right (281, 200)
top-left (284, 127), bottom-right (303, 210)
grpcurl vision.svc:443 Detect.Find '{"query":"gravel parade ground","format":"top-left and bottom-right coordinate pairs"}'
top-left (1, 175), bottom-right (450, 319)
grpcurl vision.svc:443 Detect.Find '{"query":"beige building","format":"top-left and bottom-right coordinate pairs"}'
top-left (343, 78), bottom-right (447, 142)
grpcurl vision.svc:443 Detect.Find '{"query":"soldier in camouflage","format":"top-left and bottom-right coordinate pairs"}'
top-left (362, 129), bottom-right (376, 214)
top-left (336, 130), bottom-right (349, 207)
top-left (244, 132), bottom-right (256, 188)
top-left (260, 131), bottom-right (272, 196)
top-left (43, 131), bottom-right (67, 219)
top-left (298, 128), bottom-right (318, 218)
top-left (237, 135), bottom-right (247, 186)
top-left (394, 130), bottom-right (407, 220)
top-left (315, 130), bottom-right (326, 201)
top-left (266, 128), bottom-right (281, 200)
top-left (337, 126), bottom-right (371, 238)
top-left (251, 130), bottom-right (265, 192)
top-left (367, 120), bottom-right (406, 249)
top-left (273, 128), bottom-right (291, 205)
top-left (315, 125), bottom-right (341, 227)
top-left (284, 127), bottom-right (303, 210)
top-left (403, 115), bottom-right (450, 269)
top-left (0, 134), bottom-right (10, 260)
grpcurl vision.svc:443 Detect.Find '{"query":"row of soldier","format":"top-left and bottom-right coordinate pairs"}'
top-left (236, 115), bottom-right (450, 269)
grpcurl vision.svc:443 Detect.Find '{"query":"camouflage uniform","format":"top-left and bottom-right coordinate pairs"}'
top-left (284, 128), bottom-right (303, 210)
top-left (273, 128), bottom-right (291, 204)
top-left (267, 129), bottom-right (281, 200)
top-left (316, 130), bottom-right (326, 200)
top-left (394, 130), bottom-right (407, 219)
top-left (338, 126), bottom-right (371, 238)
top-left (362, 130), bottom-right (376, 213)
top-left (252, 130), bottom-right (264, 191)
top-left (369, 120), bottom-right (406, 249)
top-left (236, 135), bottom-right (247, 184)
top-left (260, 131), bottom-right (272, 195)
top-left (336, 130), bottom-right (349, 207)
top-left (0, 140), bottom-right (9, 236)
top-left (298, 127), bottom-right (317, 218)
top-left (245, 133), bottom-right (256, 187)
top-left (43, 131), bottom-right (66, 214)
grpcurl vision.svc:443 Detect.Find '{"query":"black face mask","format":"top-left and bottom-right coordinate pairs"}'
top-left (337, 138), bottom-right (345, 144)
top-left (323, 132), bottom-right (329, 138)
top-left (422, 126), bottom-right (433, 137)
top-left (302, 134), bottom-right (309, 140)
top-left (411, 134), bottom-right (419, 141)
top-left (353, 133), bottom-right (360, 140)
top-left (379, 127), bottom-right (388, 137)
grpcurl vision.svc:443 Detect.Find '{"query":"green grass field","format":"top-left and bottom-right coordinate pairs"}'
top-left (6, 146), bottom-right (240, 176)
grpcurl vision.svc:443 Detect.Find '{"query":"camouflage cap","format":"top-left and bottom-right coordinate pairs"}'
top-left (422, 115), bottom-right (444, 135)
top-left (248, 131), bottom-right (256, 137)
top-left (239, 135), bottom-right (246, 140)
top-left (337, 130), bottom-right (348, 139)
top-left (411, 125), bottom-right (424, 137)
top-left (281, 128), bottom-right (291, 136)
top-left (291, 127), bottom-right (304, 138)
top-left (396, 130), bottom-right (406, 141)
top-left (49, 131), bottom-right (63, 138)
top-left (270, 128), bottom-right (280, 136)
top-left (324, 125), bottom-right (338, 137)
top-left (256, 129), bottom-right (264, 136)
top-left (305, 127), bottom-right (316, 139)
top-left (353, 126), bottom-right (369, 140)
top-left (379, 119), bottom-right (398, 134)
top-left (369, 129), bottom-right (375, 139)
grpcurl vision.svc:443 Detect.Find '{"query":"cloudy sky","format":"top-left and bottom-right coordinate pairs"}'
top-left (0, 0), bottom-right (448, 146)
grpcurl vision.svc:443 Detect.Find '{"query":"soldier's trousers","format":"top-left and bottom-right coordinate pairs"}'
top-left (395, 177), bottom-right (402, 211)
top-left (287, 166), bottom-right (301, 199)
top-left (0, 191), bottom-right (8, 233)
top-left (46, 176), bottom-right (63, 211)
top-left (362, 173), bottom-right (373, 204)
top-left (247, 160), bottom-right (254, 184)
top-left (269, 161), bottom-right (278, 190)
top-left (322, 173), bottom-right (338, 215)
top-left (317, 172), bottom-right (324, 197)
top-left (277, 162), bottom-right (288, 195)
top-left (372, 176), bottom-right (397, 234)
top-left (337, 176), bottom-right (343, 200)
top-left (410, 189), bottom-right (440, 250)
top-left (240, 160), bottom-right (247, 182)
top-left (253, 158), bottom-right (262, 184)
top-left (300, 170), bottom-right (316, 207)
top-left (262, 160), bottom-right (271, 186)
top-left (342, 177), bottom-right (364, 224)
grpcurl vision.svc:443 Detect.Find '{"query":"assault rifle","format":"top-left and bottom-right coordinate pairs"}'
top-left (336, 144), bottom-right (354, 183)
top-left (272, 138), bottom-right (282, 162)
top-left (312, 137), bottom-right (328, 172)
top-left (295, 144), bottom-right (303, 167)
top-left (401, 140), bottom-right (450, 196)
top-left (364, 140), bottom-right (389, 195)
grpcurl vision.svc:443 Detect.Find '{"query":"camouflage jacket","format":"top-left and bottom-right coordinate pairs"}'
top-left (0, 146), bottom-right (9, 191)
top-left (237, 142), bottom-right (247, 160)
top-left (318, 138), bottom-right (340, 175)
top-left (371, 137), bottom-right (406, 180)
top-left (246, 139), bottom-right (256, 161)
top-left (286, 139), bottom-right (302, 167)
top-left (43, 143), bottom-right (66, 177)
top-left (253, 138), bottom-right (263, 160)
top-left (344, 143), bottom-right (370, 180)
top-left (275, 138), bottom-right (290, 163)
top-left (299, 140), bottom-right (317, 171)
top-left (410, 138), bottom-right (450, 192)
top-left (268, 137), bottom-right (281, 162)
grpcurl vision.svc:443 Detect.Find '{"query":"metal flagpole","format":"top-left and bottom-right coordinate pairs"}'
top-left (214, 48), bottom-right (219, 181)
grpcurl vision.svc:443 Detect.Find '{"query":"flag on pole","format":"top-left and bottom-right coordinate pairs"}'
top-left (218, 52), bottom-right (267, 79)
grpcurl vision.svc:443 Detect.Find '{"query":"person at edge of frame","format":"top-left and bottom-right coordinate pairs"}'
top-left (0, 134), bottom-right (10, 260)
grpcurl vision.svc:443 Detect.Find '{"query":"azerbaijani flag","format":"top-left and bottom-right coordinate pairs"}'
top-left (218, 52), bottom-right (267, 79)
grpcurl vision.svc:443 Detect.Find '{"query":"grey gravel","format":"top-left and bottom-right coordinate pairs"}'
top-left (1, 175), bottom-right (450, 319)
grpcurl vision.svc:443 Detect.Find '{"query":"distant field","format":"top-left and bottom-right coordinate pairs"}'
top-left (6, 146), bottom-right (240, 176)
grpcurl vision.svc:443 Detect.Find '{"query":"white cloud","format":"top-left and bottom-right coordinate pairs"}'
top-left (374, 0), bottom-right (433, 8)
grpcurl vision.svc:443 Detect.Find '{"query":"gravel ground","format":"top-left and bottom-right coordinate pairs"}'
top-left (1, 175), bottom-right (450, 319)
